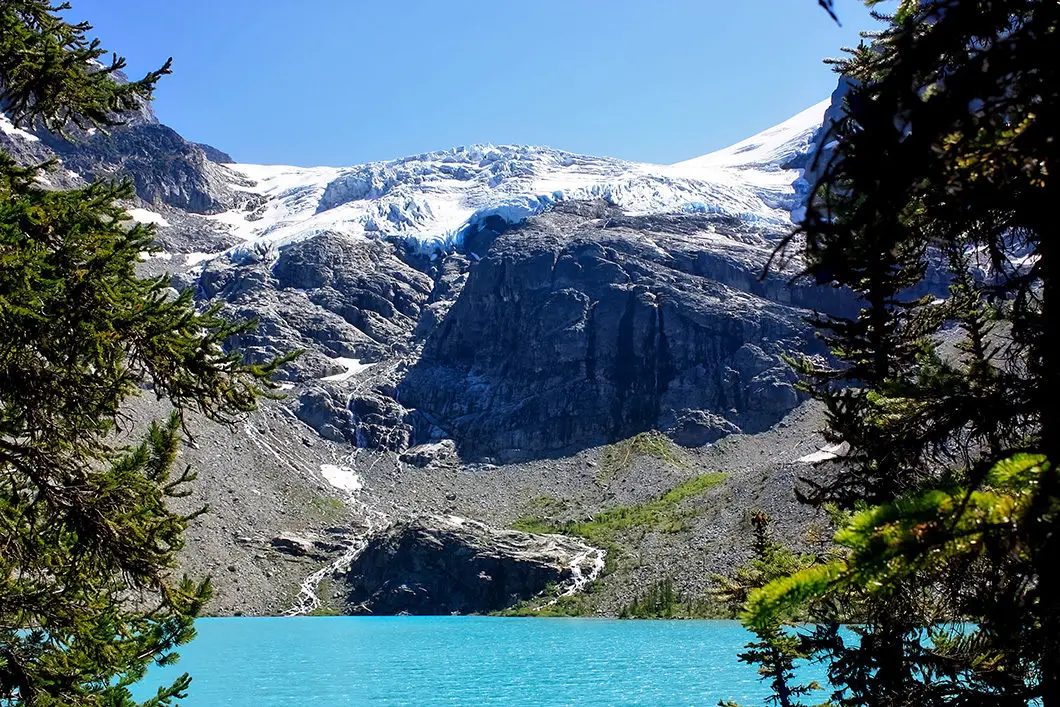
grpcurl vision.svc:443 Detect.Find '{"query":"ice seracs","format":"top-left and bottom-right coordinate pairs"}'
top-left (209, 101), bottom-right (830, 260)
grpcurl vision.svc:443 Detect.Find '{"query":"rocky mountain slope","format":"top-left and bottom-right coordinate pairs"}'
top-left (2, 93), bottom-right (851, 616)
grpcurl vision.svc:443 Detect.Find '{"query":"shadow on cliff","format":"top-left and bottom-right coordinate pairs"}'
top-left (395, 205), bottom-right (854, 463)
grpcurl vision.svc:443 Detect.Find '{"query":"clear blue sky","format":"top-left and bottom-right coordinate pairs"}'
top-left (67, 1), bottom-right (881, 167)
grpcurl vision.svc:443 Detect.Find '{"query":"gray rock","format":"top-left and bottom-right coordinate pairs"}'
top-left (270, 533), bottom-right (320, 558)
top-left (348, 392), bottom-right (413, 451)
top-left (196, 142), bottom-right (234, 164)
top-left (399, 204), bottom-right (840, 461)
top-left (343, 515), bottom-right (597, 615)
top-left (203, 233), bottom-right (432, 382)
top-left (399, 439), bottom-right (458, 467)
top-left (663, 409), bottom-right (742, 447)
top-left (294, 388), bottom-right (353, 443)
top-left (40, 123), bottom-right (239, 214)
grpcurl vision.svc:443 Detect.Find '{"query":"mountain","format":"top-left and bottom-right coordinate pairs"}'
top-left (209, 100), bottom-right (828, 258)
top-left (190, 98), bottom-right (846, 461)
top-left (1, 95), bottom-right (849, 616)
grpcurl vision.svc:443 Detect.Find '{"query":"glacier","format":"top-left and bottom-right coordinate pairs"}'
top-left (209, 99), bottom-right (830, 262)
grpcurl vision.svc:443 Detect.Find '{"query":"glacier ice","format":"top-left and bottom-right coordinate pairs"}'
top-left (211, 100), bottom-right (830, 261)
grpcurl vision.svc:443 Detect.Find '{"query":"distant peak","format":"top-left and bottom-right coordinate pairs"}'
top-left (671, 99), bottom-right (831, 172)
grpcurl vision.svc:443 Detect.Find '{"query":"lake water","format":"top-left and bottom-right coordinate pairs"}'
top-left (134, 617), bottom-right (820, 706)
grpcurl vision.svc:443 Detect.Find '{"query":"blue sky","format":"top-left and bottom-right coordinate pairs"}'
top-left (68, 1), bottom-right (881, 167)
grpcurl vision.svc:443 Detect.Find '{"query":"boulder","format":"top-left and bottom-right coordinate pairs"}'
top-left (399, 439), bottom-right (458, 467)
top-left (270, 533), bottom-right (321, 559)
top-left (342, 515), bottom-right (599, 615)
top-left (664, 409), bottom-right (742, 447)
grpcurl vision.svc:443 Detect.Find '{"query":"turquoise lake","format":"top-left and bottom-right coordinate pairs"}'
top-left (134, 617), bottom-right (820, 706)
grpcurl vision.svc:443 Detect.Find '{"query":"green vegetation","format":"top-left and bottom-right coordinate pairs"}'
top-left (715, 512), bottom-right (823, 707)
top-left (522, 494), bottom-right (569, 519)
top-left (598, 430), bottom-right (687, 482)
top-left (616, 578), bottom-right (721, 620)
top-left (0, 3), bottom-right (287, 704)
top-left (514, 472), bottom-right (726, 546)
top-left (713, 512), bottom-right (819, 621)
top-left (508, 472), bottom-right (726, 618)
top-left (310, 496), bottom-right (347, 516)
top-left (495, 589), bottom-right (597, 618)
top-left (502, 575), bottom-right (723, 620)
top-left (727, 1), bottom-right (1060, 705)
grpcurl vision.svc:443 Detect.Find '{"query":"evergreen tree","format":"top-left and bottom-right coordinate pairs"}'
top-left (0, 2), bottom-right (286, 704)
top-left (746, 0), bottom-right (1060, 705)
top-left (714, 512), bottom-right (824, 707)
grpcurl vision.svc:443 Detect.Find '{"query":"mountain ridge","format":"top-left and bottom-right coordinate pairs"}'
top-left (207, 98), bottom-right (828, 261)
top-left (1, 92), bottom-right (848, 616)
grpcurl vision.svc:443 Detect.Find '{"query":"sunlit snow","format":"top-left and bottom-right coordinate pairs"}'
top-left (319, 464), bottom-right (363, 492)
top-left (671, 100), bottom-right (831, 175)
top-left (127, 208), bottom-right (171, 227)
top-left (207, 101), bottom-right (829, 260)
top-left (0, 112), bottom-right (40, 142)
top-left (184, 252), bottom-right (218, 267)
top-left (320, 357), bottom-right (373, 382)
top-left (797, 441), bottom-right (850, 464)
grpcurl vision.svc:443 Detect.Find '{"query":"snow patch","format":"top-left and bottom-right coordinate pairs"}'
top-left (673, 99), bottom-right (830, 174)
top-left (127, 208), bottom-right (171, 227)
top-left (320, 357), bottom-right (373, 382)
top-left (319, 464), bottom-right (363, 492)
top-left (0, 113), bottom-right (40, 142)
top-left (183, 252), bottom-right (218, 267)
top-left (797, 441), bottom-right (850, 464)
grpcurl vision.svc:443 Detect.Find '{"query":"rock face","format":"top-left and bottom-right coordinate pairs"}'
top-left (399, 203), bottom-right (848, 460)
top-left (5, 89), bottom-right (855, 463)
top-left (3, 77), bottom-right (239, 216)
top-left (196, 142), bottom-right (235, 164)
top-left (40, 123), bottom-right (239, 214)
top-left (2, 88), bottom-right (243, 257)
top-left (203, 233), bottom-right (433, 377)
top-left (343, 515), bottom-right (597, 615)
top-left (200, 232), bottom-right (434, 449)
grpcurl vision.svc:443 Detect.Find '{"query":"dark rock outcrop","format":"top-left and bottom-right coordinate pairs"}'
top-left (40, 123), bottom-right (238, 214)
top-left (3, 94), bottom-right (241, 255)
top-left (270, 533), bottom-right (324, 559)
top-left (196, 142), bottom-right (234, 164)
top-left (201, 233), bottom-right (433, 447)
top-left (343, 515), bottom-right (596, 615)
top-left (4, 69), bottom-right (237, 215)
top-left (399, 203), bottom-right (844, 461)
top-left (203, 232), bottom-right (433, 381)
top-left (192, 198), bottom-right (857, 463)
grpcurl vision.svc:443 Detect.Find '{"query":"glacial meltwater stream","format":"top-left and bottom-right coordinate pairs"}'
top-left (132, 617), bottom-right (830, 706)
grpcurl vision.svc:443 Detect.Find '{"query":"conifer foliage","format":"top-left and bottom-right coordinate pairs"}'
top-left (738, 0), bottom-right (1060, 705)
top-left (0, 2), bottom-right (284, 704)
top-left (714, 512), bottom-right (823, 707)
